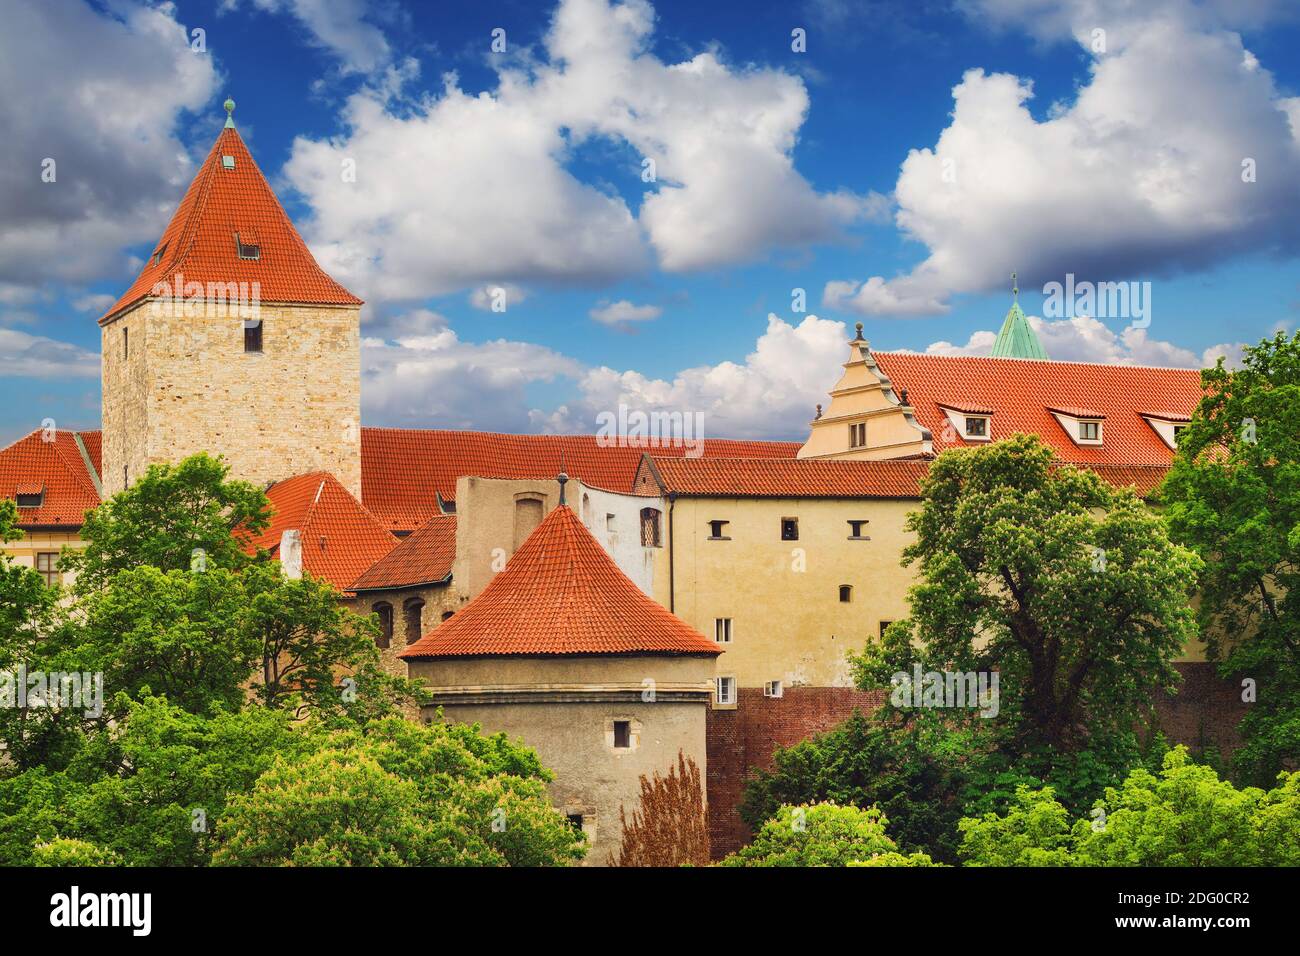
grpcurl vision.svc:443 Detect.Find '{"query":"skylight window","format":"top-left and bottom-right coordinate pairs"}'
top-left (150, 242), bottom-right (168, 268)
top-left (235, 234), bottom-right (260, 260)
top-left (222, 155), bottom-right (235, 170)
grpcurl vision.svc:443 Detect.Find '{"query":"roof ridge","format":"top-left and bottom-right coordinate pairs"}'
top-left (873, 349), bottom-right (1205, 375)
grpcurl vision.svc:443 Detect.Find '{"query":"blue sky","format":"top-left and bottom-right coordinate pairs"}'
top-left (2, 0), bottom-right (1298, 446)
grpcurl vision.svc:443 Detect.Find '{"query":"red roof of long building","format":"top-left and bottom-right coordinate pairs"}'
top-left (873, 352), bottom-right (1203, 466)
top-left (244, 472), bottom-right (397, 594)
top-left (101, 120), bottom-right (361, 324)
top-left (0, 429), bottom-right (103, 527)
top-left (640, 456), bottom-right (931, 498)
top-left (350, 513), bottom-right (456, 591)
top-left (360, 428), bottom-right (801, 532)
top-left (401, 503), bottom-right (721, 658)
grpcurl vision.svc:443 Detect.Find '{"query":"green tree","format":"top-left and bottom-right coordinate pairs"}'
top-left (1161, 331), bottom-right (1300, 785)
top-left (855, 434), bottom-right (1200, 761)
top-left (63, 454), bottom-right (269, 592)
top-left (720, 803), bottom-right (938, 867)
top-left (213, 716), bottom-right (585, 867)
top-left (738, 709), bottom-right (967, 863)
top-left (959, 747), bottom-right (1300, 866)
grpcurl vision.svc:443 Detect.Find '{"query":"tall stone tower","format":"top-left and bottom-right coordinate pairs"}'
top-left (99, 99), bottom-right (363, 498)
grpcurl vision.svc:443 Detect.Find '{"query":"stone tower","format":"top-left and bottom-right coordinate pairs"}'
top-left (98, 99), bottom-right (363, 498)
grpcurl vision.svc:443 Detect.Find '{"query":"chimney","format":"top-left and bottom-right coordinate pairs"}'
top-left (280, 529), bottom-right (303, 580)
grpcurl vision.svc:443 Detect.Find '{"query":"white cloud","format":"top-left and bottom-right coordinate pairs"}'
top-left (0, 1), bottom-right (219, 292)
top-left (285, 0), bottom-right (874, 303)
top-left (826, 0), bottom-right (1300, 316)
top-left (360, 310), bottom-right (583, 430)
top-left (924, 313), bottom-right (1249, 368)
top-left (589, 299), bottom-right (662, 326)
top-left (0, 327), bottom-right (99, 379)
top-left (72, 293), bottom-right (116, 314)
top-left (541, 313), bottom-right (847, 439)
top-left (222, 0), bottom-right (391, 73)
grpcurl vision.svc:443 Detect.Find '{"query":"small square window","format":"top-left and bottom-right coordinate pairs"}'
top-left (847, 519), bottom-right (870, 539)
top-left (715, 676), bottom-right (736, 706)
top-left (1079, 420), bottom-right (1100, 441)
top-left (244, 319), bottom-right (263, 353)
top-left (763, 680), bottom-right (783, 699)
top-left (222, 155), bottom-right (235, 170)
top-left (708, 520), bottom-right (730, 539)
top-left (1172, 425), bottom-right (1186, 444)
top-left (566, 813), bottom-right (584, 831)
top-left (965, 416), bottom-right (988, 437)
top-left (781, 517), bottom-right (799, 541)
top-left (613, 720), bottom-right (631, 749)
top-left (714, 618), bottom-right (732, 643)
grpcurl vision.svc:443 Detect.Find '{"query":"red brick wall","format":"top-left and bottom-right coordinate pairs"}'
top-left (706, 663), bottom-right (1247, 859)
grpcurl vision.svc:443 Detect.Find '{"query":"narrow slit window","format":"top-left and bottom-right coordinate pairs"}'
top-left (849, 422), bottom-right (867, 448)
top-left (639, 507), bottom-right (662, 547)
top-left (244, 319), bottom-right (263, 353)
top-left (123, 327), bottom-right (129, 359)
top-left (373, 603), bottom-right (393, 649)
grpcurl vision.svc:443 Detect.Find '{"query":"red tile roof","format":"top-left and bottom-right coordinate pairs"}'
top-left (351, 513), bottom-right (456, 592)
top-left (78, 430), bottom-right (102, 478)
top-left (0, 430), bottom-right (102, 527)
top-left (640, 456), bottom-right (930, 498)
top-left (101, 124), bottom-right (361, 324)
top-left (360, 428), bottom-right (801, 532)
top-left (244, 472), bottom-right (397, 594)
top-left (875, 352), bottom-right (1203, 466)
top-left (402, 504), bottom-right (721, 658)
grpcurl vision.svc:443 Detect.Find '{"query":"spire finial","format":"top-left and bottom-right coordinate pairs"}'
top-left (1011, 271), bottom-right (1018, 302)
top-left (223, 98), bottom-right (236, 129)
top-left (557, 471), bottom-right (569, 505)
top-left (854, 322), bottom-right (864, 339)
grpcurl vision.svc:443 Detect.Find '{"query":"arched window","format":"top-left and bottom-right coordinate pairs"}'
top-left (403, 598), bottom-right (425, 647)
top-left (513, 496), bottom-right (545, 549)
top-left (640, 507), bottom-right (662, 547)
top-left (839, 585), bottom-right (853, 603)
top-left (373, 602), bottom-right (393, 649)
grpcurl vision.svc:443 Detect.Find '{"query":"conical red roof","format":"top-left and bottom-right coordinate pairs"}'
top-left (401, 504), bottom-right (720, 658)
top-left (101, 120), bottom-right (361, 324)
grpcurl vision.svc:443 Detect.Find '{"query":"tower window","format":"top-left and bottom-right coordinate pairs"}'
top-left (373, 602), bottom-right (393, 649)
top-left (781, 517), bottom-right (799, 541)
top-left (847, 519), bottom-right (870, 540)
top-left (839, 585), bottom-right (853, 603)
top-left (150, 242), bottom-right (168, 267)
top-left (849, 422), bottom-right (867, 448)
top-left (640, 507), bottom-right (662, 547)
top-left (707, 520), bottom-right (730, 539)
top-left (221, 155), bottom-right (236, 170)
top-left (235, 234), bottom-right (260, 260)
top-left (243, 319), bottom-right (263, 353)
top-left (403, 598), bottom-right (425, 647)
top-left (123, 327), bottom-right (129, 358)
top-left (613, 720), bottom-right (631, 749)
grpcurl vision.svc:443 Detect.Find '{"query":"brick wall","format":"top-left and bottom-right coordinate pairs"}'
top-left (706, 662), bottom-right (1248, 859)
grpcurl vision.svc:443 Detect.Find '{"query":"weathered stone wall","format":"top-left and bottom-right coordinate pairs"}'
top-left (100, 300), bottom-right (362, 498)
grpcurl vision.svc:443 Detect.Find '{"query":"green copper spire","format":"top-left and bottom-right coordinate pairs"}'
top-left (991, 272), bottom-right (1049, 359)
top-left (223, 98), bottom-right (236, 129)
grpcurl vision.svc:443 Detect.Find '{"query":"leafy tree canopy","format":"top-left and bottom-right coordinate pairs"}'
top-left (720, 803), bottom-right (939, 867)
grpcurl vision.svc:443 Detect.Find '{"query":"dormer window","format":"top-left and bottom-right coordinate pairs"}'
top-left (235, 233), bottom-right (260, 260)
top-left (1140, 413), bottom-right (1191, 450)
top-left (939, 404), bottom-right (994, 442)
top-left (150, 242), bottom-right (168, 268)
top-left (1049, 407), bottom-right (1105, 446)
top-left (965, 416), bottom-right (989, 438)
top-left (14, 486), bottom-right (43, 509)
top-left (1079, 420), bottom-right (1100, 441)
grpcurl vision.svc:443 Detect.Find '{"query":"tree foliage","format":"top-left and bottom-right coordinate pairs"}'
top-left (959, 747), bottom-right (1300, 866)
top-left (1161, 331), bottom-right (1300, 784)
top-left (611, 751), bottom-right (710, 867)
top-left (720, 803), bottom-right (939, 867)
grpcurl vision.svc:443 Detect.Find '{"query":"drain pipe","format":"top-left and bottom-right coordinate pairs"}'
top-left (667, 491), bottom-right (677, 613)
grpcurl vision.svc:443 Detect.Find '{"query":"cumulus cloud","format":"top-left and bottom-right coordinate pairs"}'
top-left (540, 313), bottom-right (848, 439)
top-left (0, 1), bottom-right (219, 292)
top-left (360, 310), bottom-right (584, 431)
top-left (0, 327), bottom-right (99, 379)
top-left (221, 0), bottom-right (391, 73)
top-left (826, 0), bottom-right (1300, 316)
top-left (589, 299), bottom-right (662, 326)
top-left (924, 313), bottom-right (1249, 368)
top-left (284, 0), bottom-right (874, 303)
